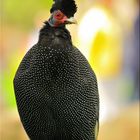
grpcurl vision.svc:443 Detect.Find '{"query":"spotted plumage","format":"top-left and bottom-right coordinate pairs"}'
top-left (14, 0), bottom-right (99, 140)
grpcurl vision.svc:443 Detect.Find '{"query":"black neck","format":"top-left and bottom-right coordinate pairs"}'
top-left (38, 21), bottom-right (72, 46)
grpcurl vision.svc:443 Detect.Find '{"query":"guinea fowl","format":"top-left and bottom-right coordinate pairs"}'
top-left (13, 0), bottom-right (99, 139)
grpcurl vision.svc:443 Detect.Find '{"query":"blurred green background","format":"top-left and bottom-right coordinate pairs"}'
top-left (0, 0), bottom-right (139, 140)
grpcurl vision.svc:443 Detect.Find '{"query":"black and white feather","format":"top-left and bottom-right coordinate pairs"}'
top-left (13, 0), bottom-right (99, 140)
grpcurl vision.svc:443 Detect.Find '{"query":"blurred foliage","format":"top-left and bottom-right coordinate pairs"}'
top-left (1, 0), bottom-right (53, 108)
top-left (3, 0), bottom-right (53, 30)
top-left (2, 53), bottom-right (23, 108)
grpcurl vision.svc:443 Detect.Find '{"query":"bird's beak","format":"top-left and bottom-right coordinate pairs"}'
top-left (65, 17), bottom-right (77, 24)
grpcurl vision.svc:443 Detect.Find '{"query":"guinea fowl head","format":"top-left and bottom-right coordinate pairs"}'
top-left (48, 0), bottom-right (77, 27)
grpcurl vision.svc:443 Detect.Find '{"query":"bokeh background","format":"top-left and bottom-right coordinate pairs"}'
top-left (0, 0), bottom-right (139, 140)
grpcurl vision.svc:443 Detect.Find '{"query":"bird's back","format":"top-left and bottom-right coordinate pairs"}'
top-left (14, 23), bottom-right (99, 140)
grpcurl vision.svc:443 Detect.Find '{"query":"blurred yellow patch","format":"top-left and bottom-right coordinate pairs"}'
top-left (90, 31), bottom-right (122, 78)
top-left (78, 7), bottom-right (122, 78)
